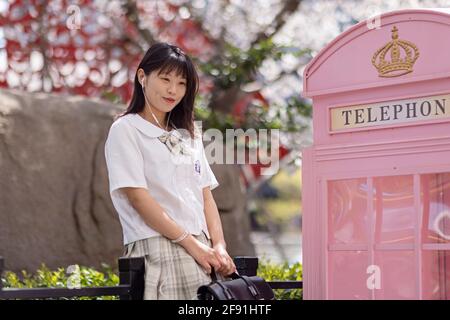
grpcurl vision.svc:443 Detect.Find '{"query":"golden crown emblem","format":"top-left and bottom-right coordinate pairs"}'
top-left (372, 26), bottom-right (419, 77)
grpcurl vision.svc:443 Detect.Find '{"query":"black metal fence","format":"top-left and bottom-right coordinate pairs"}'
top-left (0, 256), bottom-right (301, 300)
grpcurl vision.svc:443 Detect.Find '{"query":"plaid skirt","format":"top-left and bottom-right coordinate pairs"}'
top-left (122, 231), bottom-right (225, 300)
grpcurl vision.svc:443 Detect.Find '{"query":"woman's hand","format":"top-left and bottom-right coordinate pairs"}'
top-left (212, 243), bottom-right (237, 276)
top-left (179, 235), bottom-right (221, 275)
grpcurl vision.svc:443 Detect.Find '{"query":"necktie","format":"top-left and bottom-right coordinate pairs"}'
top-left (157, 130), bottom-right (191, 156)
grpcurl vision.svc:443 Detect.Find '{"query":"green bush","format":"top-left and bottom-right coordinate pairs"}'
top-left (1, 263), bottom-right (119, 300)
top-left (257, 259), bottom-right (302, 300)
top-left (2, 260), bottom-right (302, 300)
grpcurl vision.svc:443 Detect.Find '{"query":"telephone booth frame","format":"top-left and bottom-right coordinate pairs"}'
top-left (302, 9), bottom-right (450, 300)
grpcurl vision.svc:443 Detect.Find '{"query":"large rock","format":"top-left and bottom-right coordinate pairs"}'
top-left (0, 89), bottom-right (255, 273)
top-left (0, 89), bottom-right (123, 273)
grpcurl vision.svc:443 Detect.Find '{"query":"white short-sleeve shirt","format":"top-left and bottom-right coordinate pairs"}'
top-left (104, 113), bottom-right (219, 245)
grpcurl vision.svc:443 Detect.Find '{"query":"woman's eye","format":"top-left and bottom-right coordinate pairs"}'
top-left (180, 82), bottom-right (186, 86)
top-left (162, 78), bottom-right (169, 82)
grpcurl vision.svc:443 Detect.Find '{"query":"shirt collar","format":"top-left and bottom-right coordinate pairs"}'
top-left (127, 113), bottom-right (168, 138)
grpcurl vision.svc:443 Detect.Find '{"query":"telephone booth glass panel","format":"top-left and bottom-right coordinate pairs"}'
top-left (329, 178), bottom-right (369, 245)
top-left (374, 175), bottom-right (415, 245)
top-left (327, 172), bottom-right (450, 299)
top-left (421, 172), bottom-right (450, 300)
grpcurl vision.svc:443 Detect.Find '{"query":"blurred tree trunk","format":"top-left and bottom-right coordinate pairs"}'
top-left (211, 162), bottom-right (256, 256)
top-left (204, 0), bottom-right (302, 256)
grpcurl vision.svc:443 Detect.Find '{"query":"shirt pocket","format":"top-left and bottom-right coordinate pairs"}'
top-left (179, 157), bottom-right (201, 189)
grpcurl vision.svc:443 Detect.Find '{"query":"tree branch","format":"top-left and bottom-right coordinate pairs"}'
top-left (252, 0), bottom-right (302, 46)
top-left (207, 0), bottom-right (302, 114)
top-left (123, 0), bottom-right (156, 47)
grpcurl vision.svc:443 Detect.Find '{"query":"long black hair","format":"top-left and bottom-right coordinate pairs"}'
top-left (118, 42), bottom-right (199, 138)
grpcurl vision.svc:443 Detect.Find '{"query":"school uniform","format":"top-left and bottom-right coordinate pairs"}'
top-left (104, 113), bottom-right (221, 300)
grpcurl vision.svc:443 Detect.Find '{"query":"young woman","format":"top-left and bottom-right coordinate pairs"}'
top-left (104, 42), bottom-right (236, 300)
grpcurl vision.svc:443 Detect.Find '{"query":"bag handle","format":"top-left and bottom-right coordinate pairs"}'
top-left (210, 268), bottom-right (218, 282)
top-left (210, 268), bottom-right (240, 282)
top-left (210, 268), bottom-right (262, 299)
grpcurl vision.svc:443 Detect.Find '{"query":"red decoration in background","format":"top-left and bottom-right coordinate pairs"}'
top-left (0, 0), bottom-right (292, 188)
top-left (232, 91), bottom-right (269, 124)
top-left (0, 0), bottom-right (215, 104)
top-left (233, 92), bottom-right (292, 186)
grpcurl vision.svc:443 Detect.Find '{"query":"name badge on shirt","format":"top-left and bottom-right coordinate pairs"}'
top-left (194, 160), bottom-right (201, 175)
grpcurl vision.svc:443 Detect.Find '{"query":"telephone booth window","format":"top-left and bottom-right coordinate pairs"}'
top-left (327, 173), bottom-right (450, 299)
top-left (329, 178), bottom-right (369, 245)
top-left (421, 173), bottom-right (450, 300)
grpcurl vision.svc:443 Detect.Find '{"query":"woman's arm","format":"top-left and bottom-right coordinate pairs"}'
top-left (121, 187), bottom-right (221, 274)
top-left (122, 187), bottom-right (186, 240)
top-left (203, 187), bottom-right (237, 275)
top-left (203, 187), bottom-right (226, 247)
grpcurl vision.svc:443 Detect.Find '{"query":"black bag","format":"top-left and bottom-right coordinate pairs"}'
top-left (197, 269), bottom-right (275, 300)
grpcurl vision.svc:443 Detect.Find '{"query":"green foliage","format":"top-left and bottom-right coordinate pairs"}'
top-left (2, 260), bottom-right (302, 300)
top-left (1, 263), bottom-right (119, 300)
top-left (194, 106), bottom-right (236, 132)
top-left (257, 259), bottom-right (302, 300)
top-left (196, 38), bottom-right (312, 133)
top-left (282, 96), bottom-right (313, 129)
top-left (200, 38), bottom-right (310, 90)
top-left (101, 90), bottom-right (123, 104)
top-left (195, 95), bottom-right (311, 137)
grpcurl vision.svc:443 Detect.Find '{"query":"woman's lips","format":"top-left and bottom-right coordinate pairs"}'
top-left (163, 97), bottom-right (176, 104)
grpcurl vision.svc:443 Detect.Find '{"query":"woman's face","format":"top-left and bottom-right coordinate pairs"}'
top-left (140, 68), bottom-right (187, 113)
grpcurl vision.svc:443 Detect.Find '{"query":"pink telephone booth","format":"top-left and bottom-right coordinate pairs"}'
top-left (302, 9), bottom-right (450, 300)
